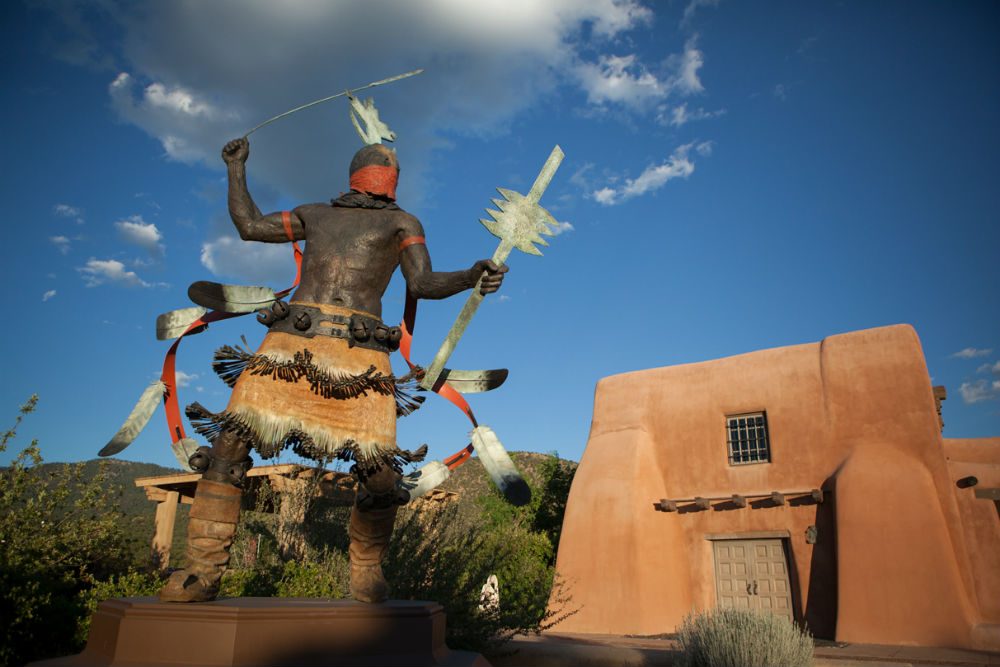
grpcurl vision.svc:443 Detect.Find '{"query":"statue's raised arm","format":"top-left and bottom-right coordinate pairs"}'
top-left (223, 137), bottom-right (305, 243)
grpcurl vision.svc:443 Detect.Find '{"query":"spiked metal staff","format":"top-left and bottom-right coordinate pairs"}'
top-left (420, 145), bottom-right (564, 391)
top-left (413, 146), bottom-right (564, 506)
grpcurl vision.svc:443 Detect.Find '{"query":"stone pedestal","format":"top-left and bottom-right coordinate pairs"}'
top-left (31, 598), bottom-right (490, 667)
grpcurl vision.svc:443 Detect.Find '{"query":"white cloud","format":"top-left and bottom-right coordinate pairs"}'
top-left (42, 290), bottom-right (57, 302)
top-left (695, 140), bottom-right (714, 156)
top-left (575, 53), bottom-right (666, 109)
top-left (56, 0), bottom-right (658, 201)
top-left (144, 82), bottom-right (227, 119)
top-left (592, 187), bottom-right (618, 205)
top-left (977, 361), bottom-right (1000, 375)
top-left (773, 83), bottom-right (788, 101)
top-left (201, 235), bottom-right (297, 284)
top-left (669, 37), bottom-right (706, 95)
top-left (574, 35), bottom-right (710, 113)
top-left (660, 102), bottom-right (726, 127)
top-left (550, 220), bottom-right (574, 235)
top-left (54, 203), bottom-right (80, 217)
top-left (591, 142), bottom-right (699, 205)
top-left (498, 294), bottom-right (511, 302)
top-left (175, 370), bottom-right (199, 388)
top-left (959, 380), bottom-right (997, 405)
top-left (681, 0), bottom-right (719, 28)
top-left (50, 235), bottom-right (71, 255)
top-left (54, 203), bottom-right (84, 224)
top-left (586, 0), bottom-right (653, 36)
top-left (134, 192), bottom-right (162, 211)
top-left (953, 347), bottom-right (992, 359)
top-left (115, 215), bottom-right (165, 257)
top-left (78, 258), bottom-right (156, 288)
top-left (109, 73), bottom-right (241, 162)
top-left (569, 163), bottom-right (595, 190)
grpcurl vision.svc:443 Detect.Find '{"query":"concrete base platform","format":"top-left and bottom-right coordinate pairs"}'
top-left (30, 597), bottom-right (490, 667)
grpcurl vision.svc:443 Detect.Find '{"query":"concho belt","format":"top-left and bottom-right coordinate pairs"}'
top-left (257, 302), bottom-right (401, 353)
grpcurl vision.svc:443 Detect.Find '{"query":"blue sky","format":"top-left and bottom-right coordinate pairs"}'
top-left (1, 0), bottom-right (998, 471)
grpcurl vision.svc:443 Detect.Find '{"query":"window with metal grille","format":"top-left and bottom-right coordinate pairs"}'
top-left (726, 412), bottom-right (771, 465)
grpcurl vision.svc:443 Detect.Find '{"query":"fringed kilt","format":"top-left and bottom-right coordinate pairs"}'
top-left (185, 303), bottom-right (425, 475)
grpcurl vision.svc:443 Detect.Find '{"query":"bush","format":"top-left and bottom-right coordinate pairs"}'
top-left (386, 501), bottom-right (575, 655)
top-left (220, 564), bottom-right (278, 598)
top-left (75, 569), bottom-right (163, 645)
top-left (0, 396), bottom-right (133, 667)
top-left (275, 553), bottom-right (350, 598)
top-left (475, 452), bottom-right (576, 563)
top-left (675, 608), bottom-right (814, 667)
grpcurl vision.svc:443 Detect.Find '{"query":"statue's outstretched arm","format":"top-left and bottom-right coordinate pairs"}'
top-left (398, 214), bottom-right (507, 299)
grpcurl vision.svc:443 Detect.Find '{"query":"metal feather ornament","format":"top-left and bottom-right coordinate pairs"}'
top-left (170, 437), bottom-right (200, 471)
top-left (187, 281), bottom-right (278, 314)
top-left (349, 94), bottom-right (396, 145)
top-left (156, 306), bottom-right (208, 340)
top-left (99, 380), bottom-right (167, 457)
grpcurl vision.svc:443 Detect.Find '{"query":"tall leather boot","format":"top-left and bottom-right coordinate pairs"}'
top-left (349, 503), bottom-right (398, 603)
top-left (159, 479), bottom-right (242, 602)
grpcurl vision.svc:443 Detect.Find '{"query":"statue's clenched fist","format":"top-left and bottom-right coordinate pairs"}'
top-left (222, 138), bottom-right (249, 165)
top-left (471, 259), bottom-right (509, 295)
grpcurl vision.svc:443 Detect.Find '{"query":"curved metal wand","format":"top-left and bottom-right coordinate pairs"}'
top-left (242, 68), bottom-right (424, 137)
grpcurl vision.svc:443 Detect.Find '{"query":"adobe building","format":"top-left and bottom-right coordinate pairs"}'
top-left (550, 324), bottom-right (1000, 651)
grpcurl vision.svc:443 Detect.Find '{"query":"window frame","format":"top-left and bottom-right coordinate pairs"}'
top-left (725, 411), bottom-right (771, 466)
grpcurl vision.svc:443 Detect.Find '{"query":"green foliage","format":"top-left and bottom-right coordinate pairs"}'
top-left (2, 399), bottom-right (578, 665)
top-left (0, 396), bottom-right (133, 667)
top-left (386, 501), bottom-right (576, 655)
top-left (675, 608), bottom-right (814, 667)
top-left (75, 569), bottom-right (163, 645)
top-left (220, 564), bottom-right (279, 598)
top-left (275, 553), bottom-right (350, 598)
top-left (216, 460), bottom-right (579, 656)
top-left (475, 452), bottom-right (576, 562)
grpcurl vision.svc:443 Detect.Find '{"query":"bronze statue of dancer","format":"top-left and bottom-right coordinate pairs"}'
top-left (159, 137), bottom-right (507, 603)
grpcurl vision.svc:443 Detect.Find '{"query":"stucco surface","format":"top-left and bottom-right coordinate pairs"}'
top-left (549, 324), bottom-right (999, 651)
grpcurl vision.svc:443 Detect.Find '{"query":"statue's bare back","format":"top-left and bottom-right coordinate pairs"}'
top-left (291, 204), bottom-right (421, 318)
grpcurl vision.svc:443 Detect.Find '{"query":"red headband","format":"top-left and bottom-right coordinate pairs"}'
top-left (349, 164), bottom-right (398, 201)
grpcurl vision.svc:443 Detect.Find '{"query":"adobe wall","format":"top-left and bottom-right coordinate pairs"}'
top-left (944, 437), bottom-right (1000, 649)
top-left (549, 325), bottom-right (998, 650)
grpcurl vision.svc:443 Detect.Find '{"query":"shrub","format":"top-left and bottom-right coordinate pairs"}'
top-left (217, 489), bottom-right (575, 655)
top-left (219, 564), bottom-right (279, 598)
top-left (475, 452), bottom-right (576, 563)
top-left (0, 396), bottom-right (133, 667)
top-left (675, 608), bottom-right (814, 667)
top-left (275, 553), bottom-right (350, 599)
top-left (386, 501), bottom-right (576, 656)
top-left (75, 569), bottom-right (163, 645)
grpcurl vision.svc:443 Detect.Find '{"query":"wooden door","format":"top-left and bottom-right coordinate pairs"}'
top-left (713, 538), bottom-right (794, 620)
top-left (713, 540), bottom-right (755, 609)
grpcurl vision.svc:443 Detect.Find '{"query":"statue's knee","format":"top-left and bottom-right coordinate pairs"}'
top-left (356, 466), bottom-right (407, 509)
top-left (188, 430), bottom-right (253, 487)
